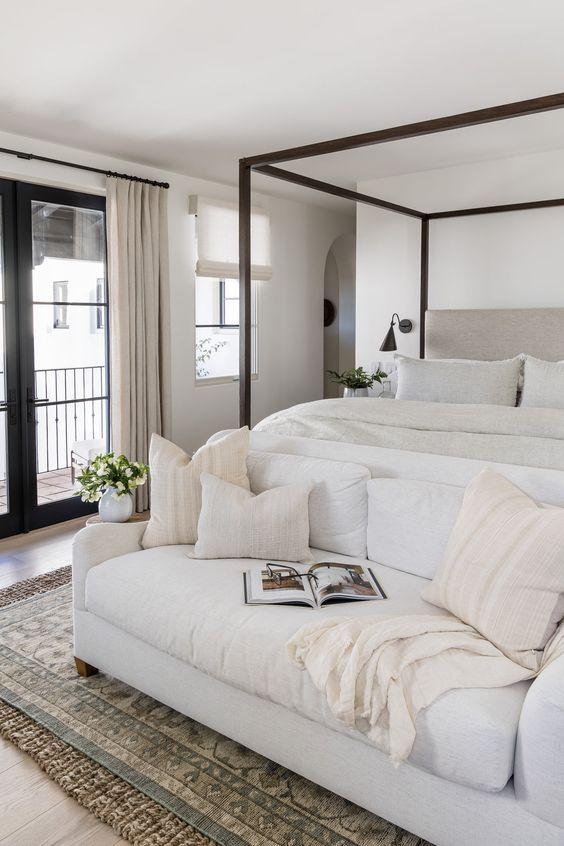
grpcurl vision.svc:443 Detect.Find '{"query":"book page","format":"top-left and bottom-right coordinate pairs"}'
top-left (247, 566), bottom-right (316, 605)
top-left (309, 563), bottom-right (385, 603)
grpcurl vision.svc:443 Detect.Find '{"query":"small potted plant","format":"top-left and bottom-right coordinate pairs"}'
top-left (327, 366), bottom-right (388, 398)
top-left (75, 452), bottom-right (149, 523)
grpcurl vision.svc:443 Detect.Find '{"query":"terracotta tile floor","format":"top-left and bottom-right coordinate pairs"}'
top-left (0, 468), bottom-right (75, 514)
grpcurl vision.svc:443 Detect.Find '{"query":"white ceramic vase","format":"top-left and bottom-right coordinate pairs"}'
top-left (343, 387), bottom-right (369, 398)
top-left (98, 487), bottom-right (134, 523)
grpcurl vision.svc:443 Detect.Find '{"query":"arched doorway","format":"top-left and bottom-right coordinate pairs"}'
top-left (323, 233), bottom-right (356, 398)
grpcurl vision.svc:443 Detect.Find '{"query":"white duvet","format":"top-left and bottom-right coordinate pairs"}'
top-left (255, 398), bottom-right (564, 470)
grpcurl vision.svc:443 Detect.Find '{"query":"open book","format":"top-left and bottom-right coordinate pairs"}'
top-left (243, 562), bottom-right (387, 608)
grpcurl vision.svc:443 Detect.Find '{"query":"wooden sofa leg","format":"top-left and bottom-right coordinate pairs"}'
top-left (74, 657), bottom-right (99, 677)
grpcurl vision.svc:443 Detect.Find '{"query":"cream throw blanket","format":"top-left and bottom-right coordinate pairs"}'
top-left (287, 614), bottom-right (564, 764)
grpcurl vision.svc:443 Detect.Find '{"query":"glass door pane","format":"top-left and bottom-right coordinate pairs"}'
top-left (24, 190), bottom-right (108, 524)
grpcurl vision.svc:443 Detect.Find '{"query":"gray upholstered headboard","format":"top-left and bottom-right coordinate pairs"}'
top-left (425, 308), bottom-right (564, 361)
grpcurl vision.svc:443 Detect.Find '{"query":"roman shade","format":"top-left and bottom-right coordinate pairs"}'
top-left (190, 195), bottom-right (272, 280)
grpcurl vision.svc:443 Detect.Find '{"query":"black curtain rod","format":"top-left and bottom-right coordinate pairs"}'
top-left (0, 145), bottom-right (170, 189)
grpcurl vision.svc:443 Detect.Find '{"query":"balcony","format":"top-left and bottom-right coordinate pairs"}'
top-left (0, 365), bottom-right (107, 515)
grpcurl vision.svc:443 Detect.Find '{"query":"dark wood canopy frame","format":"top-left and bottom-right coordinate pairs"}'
top-left (238, 92), bottom-right (564, 427)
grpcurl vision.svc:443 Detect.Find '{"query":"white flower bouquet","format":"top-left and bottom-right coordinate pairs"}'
top-left (75, 452), bottom-right (149, 503)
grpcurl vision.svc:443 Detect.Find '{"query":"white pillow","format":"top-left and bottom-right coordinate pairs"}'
top-left (247, 451), bottom-right (370, 556)
top-left (142, 428), bottom-right (250, 549)
top-left (194, 473), bottom-right (313, 563)
top-left (367, 478), bottom-right (464, 579)
top-left (422, 469), bottom-right (564, 670)
top-left (521, 356), bottom-right (564, 409)
top-left (395, 355), bottom-right (521, 406)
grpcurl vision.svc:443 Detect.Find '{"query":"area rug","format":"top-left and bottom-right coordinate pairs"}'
top-left (0, 568), bottom-right (429, 846)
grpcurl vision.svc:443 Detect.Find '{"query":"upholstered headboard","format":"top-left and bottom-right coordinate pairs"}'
top-left (425, 308), bottom-right (564, 361)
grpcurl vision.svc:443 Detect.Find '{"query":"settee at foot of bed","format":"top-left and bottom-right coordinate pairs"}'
top-left (73, 448), bottom-right (564, 846)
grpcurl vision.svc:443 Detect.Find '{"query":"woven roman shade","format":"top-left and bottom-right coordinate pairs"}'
top-left (190, 195), bottom-right (272, 280)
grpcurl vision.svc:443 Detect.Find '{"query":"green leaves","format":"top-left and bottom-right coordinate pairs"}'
top-left (75, 452), bottom-right (149, 503)
top-left (327, 366), bottom-right (388, 390)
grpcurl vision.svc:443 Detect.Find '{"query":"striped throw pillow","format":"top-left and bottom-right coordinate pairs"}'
top-left (422, 469), bottom-right (564, 670)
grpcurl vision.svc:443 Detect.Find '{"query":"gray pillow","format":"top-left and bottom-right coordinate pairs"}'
top-left (521, 356), bottom-right (564, 409)
top-left (395, 355), bottom-right (521, 406)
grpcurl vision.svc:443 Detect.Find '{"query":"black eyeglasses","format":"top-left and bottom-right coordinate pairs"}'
top-left (266, 564), bottom-right (320, 588)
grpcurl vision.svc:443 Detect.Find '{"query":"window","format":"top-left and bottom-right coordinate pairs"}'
top-left (53, 280), bottom-right (68, 329)
top-left (195, 277), bottom-right (258, 381)
top-left (190, 195), bottom-right (270, 383)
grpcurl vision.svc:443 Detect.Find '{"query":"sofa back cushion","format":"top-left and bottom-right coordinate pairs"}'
top-left (247, 451), bottom-right (370, 557)
top-left (367, 478), bottom-right (464, 579)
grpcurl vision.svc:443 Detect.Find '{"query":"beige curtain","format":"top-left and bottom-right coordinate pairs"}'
top-left (106, 177), bottom-right (172, 511)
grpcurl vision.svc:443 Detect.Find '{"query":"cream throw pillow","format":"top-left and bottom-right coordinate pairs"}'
top-left (194, 473), bottom-right (313, 563)
top-left (142, 428), bottom-right (250, 549)
top-left (422, 469), bottom-right (564, 670)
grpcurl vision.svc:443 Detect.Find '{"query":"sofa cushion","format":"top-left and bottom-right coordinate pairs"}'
top-left (367, 478), bottom-right (464, 579)
top-left (247, 451), bottom-right (370, 557)
top-left (85, 546), bottom-right (529, 792)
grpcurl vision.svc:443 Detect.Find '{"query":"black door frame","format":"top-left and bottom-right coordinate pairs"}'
top-left (0, 179), bottom-right (25, 537)
top-left (9, 181), bottom-right (109, 533)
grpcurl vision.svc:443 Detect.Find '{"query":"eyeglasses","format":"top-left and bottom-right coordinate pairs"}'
top-left (266, 564), bottom-right (320, 588)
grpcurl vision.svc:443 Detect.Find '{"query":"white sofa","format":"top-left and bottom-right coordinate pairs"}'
top-left (73, 446), bottom-right (564, 846)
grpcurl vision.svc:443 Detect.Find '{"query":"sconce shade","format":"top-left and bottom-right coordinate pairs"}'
top-left (379, 323), bottom-right (397, 352)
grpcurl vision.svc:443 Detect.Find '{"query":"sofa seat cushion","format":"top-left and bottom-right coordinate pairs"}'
top-left (85, 547), bottom-right (530, 792)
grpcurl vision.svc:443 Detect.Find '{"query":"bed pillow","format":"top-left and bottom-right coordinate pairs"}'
top-left (194, 473), bottom-right (313, 563)
top-left (247, 451), bottom-right (370, 556)
top-left (142, 428), bottom-right (250, 549)
top-left (395, 355), bottom-right (521, 405)
top-left (367, 478), bottom-right (464, 579)
top-left (520, 356), bottom-right (564, 409)
top-left (422, 469), bottom-right (564, 670)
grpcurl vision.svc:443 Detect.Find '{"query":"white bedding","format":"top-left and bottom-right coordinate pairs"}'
top-left (254, 398), bottom-right (564, 470)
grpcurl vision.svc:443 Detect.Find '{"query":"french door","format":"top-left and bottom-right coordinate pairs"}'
top-left (0, 179), bottom-right (110, 537)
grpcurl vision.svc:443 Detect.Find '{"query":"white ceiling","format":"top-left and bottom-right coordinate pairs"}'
top-left (3, 0), bottom-right (564, 208)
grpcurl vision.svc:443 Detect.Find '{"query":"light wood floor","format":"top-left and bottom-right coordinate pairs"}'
top-left (0, 519), bottom-right (128, 845)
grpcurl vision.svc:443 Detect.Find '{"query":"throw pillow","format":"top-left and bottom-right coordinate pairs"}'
top-left (422, 468), bottom-right (564, 669)
top-left (520, 355), bottom-right (564, 409)
top-left (142, 428), bottom-right (250, 549)
top-left (194, 472), bottom-right (313, 563)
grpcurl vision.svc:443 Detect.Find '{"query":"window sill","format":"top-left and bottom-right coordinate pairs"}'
top-left (195, 374), bottom-right (258, 387)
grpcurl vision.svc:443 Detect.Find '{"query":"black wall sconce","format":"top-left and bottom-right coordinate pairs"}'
top-left (379, 313), bottom-right (413, 352)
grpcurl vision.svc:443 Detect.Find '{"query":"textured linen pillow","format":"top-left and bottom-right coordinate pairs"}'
top-left (422, 469), bottom-right (564, 670)
top-left (194, 473), bottom-right (313, 563)
top-left (395, 355), bottom-right (521, 405)
top-left (521, 356), bottom-right (564, 409)
top-left (142, 428), bottom-right (250, 549)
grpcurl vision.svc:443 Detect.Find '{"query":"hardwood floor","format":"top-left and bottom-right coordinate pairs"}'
top-left (0, 519), bottom-right (128, 845)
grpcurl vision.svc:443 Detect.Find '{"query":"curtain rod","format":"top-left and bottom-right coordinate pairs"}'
top-left (0, 145), bottom-right (170, 189)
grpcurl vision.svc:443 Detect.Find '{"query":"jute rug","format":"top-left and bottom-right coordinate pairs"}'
top-left (0, 568), bottom-right (429, 846)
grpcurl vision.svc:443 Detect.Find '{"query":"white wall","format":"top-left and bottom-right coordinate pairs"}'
top-left (0, 130), bottom-right (352, 453)
top-left (356, 148), bottom-right (564, 369)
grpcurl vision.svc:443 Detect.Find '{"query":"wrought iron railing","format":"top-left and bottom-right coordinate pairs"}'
top-left (34, 366), bottom-right (108, 474)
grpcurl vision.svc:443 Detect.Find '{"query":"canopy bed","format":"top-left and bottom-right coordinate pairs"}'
top-left (238, 91), bottom-right (564, 427)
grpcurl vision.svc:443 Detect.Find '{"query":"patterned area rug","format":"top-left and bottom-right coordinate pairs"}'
top-left (0, 568), bottom-right (429, 846)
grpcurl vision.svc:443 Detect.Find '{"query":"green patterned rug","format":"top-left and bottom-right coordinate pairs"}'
top-left (0, 567), bottom-right (429, 846)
